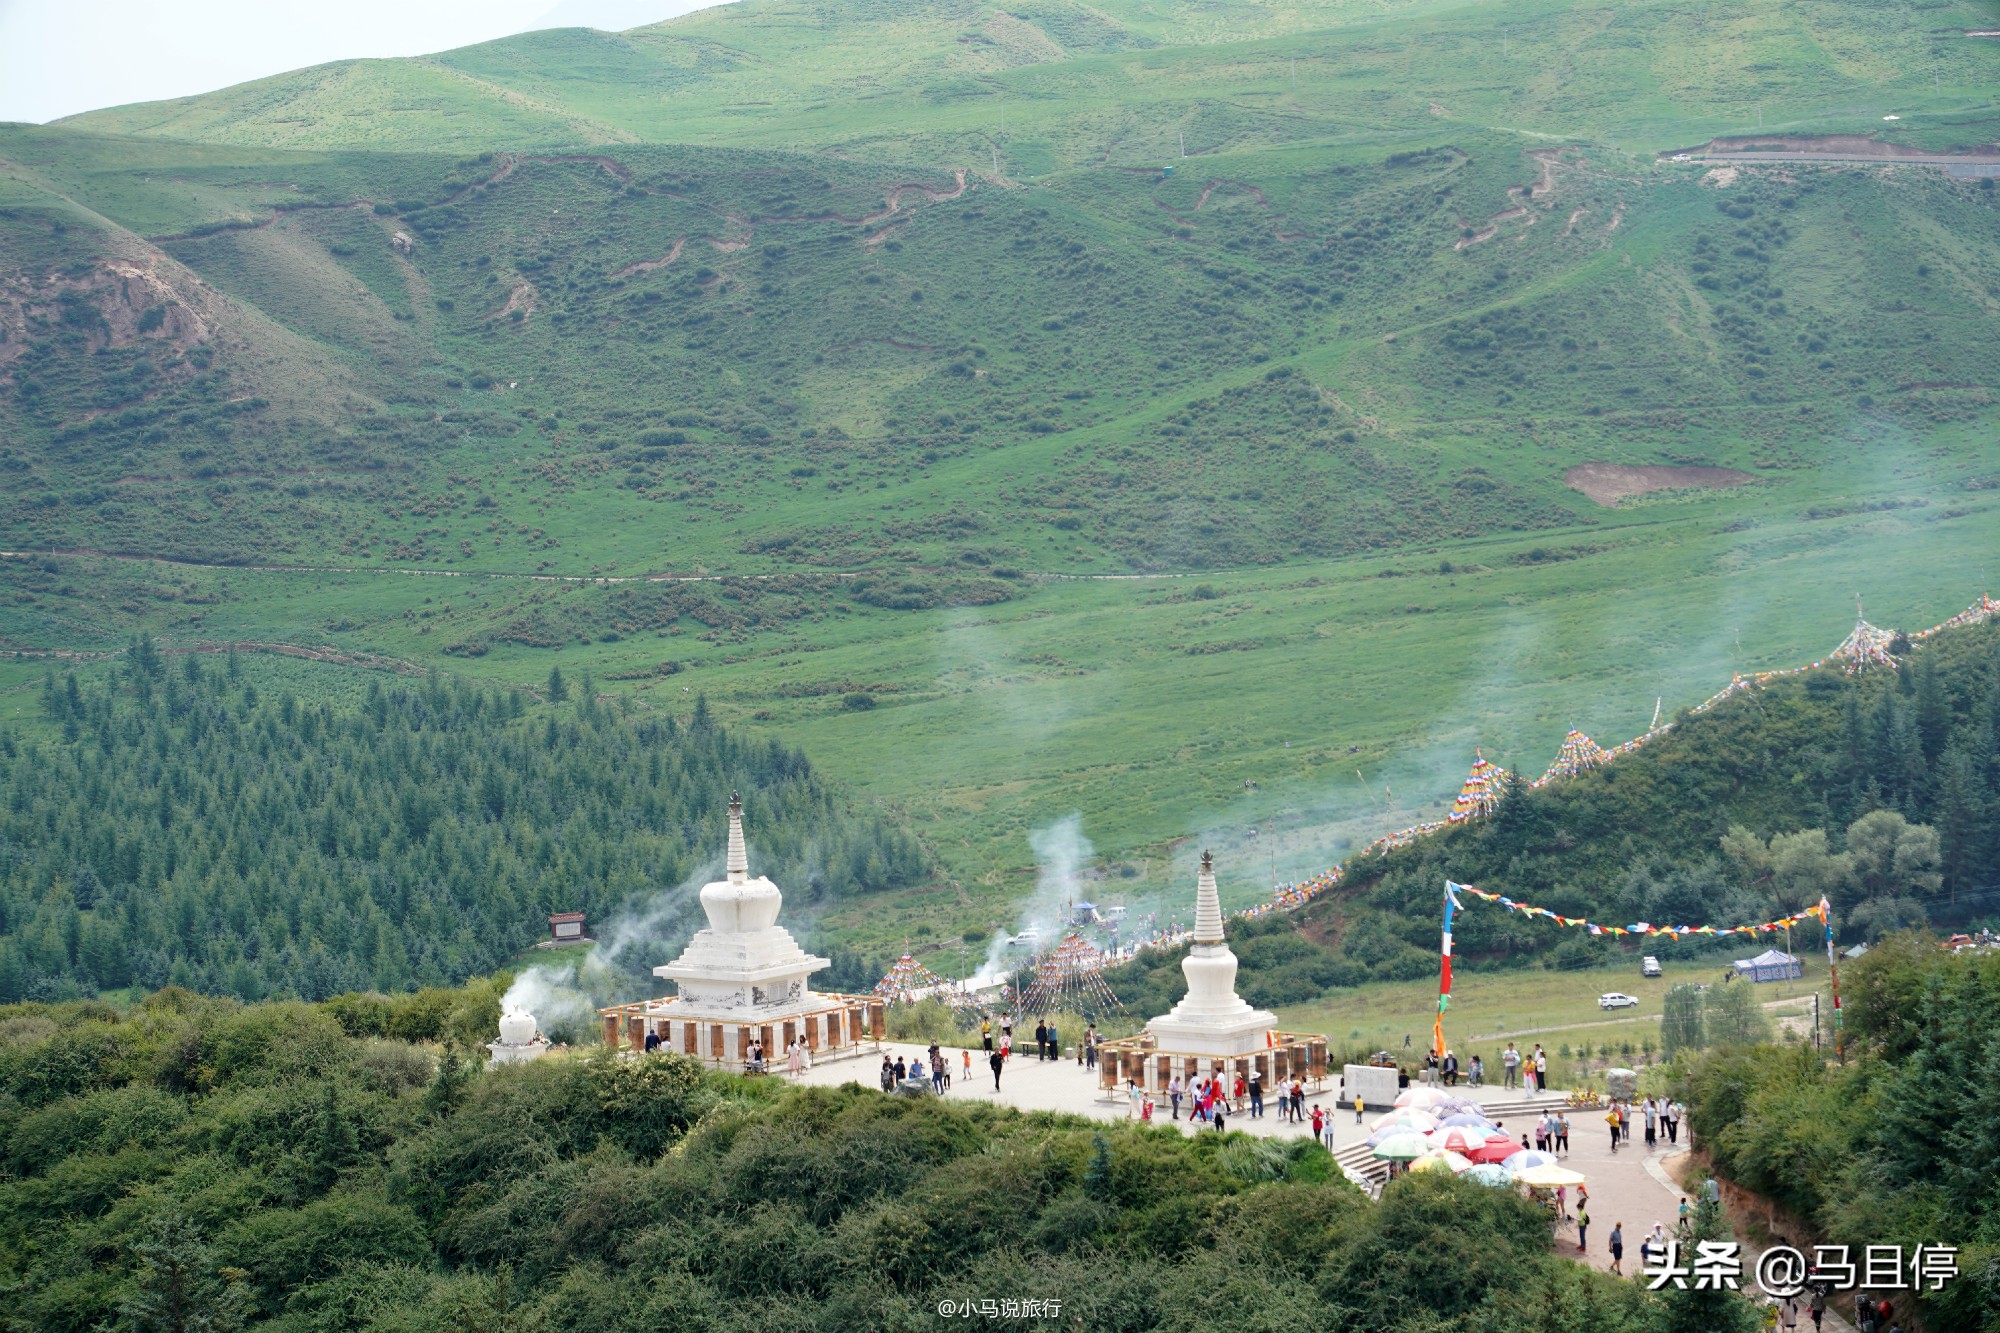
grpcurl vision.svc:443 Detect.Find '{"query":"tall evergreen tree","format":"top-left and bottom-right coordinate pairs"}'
top-left (1913, 653), bottom-right (1950, 763)
top-left (115, 1212), bottom-right (247, 1333)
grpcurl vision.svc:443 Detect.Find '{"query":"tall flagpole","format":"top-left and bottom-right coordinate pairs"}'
top-left (1435, 881), bottom-right (1461, 1059)
top-left (1820, 895), bottom-right (1843, 1062)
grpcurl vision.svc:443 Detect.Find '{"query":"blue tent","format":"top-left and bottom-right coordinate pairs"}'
top-left (1733, 948), bottom-right (1801, 983)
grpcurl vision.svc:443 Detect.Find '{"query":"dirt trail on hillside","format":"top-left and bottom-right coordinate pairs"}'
top-left (0, 548), bottom-right (871, 587)
top-left (487, 283), bottom-right (536, 321)
top-left (700, 170), bottom-right (971, 253)
top-left (1, 548), bottom-right (1234, 587)
top-left (859, 169), bottom-right (969, 226)
top-left (1194, 179), bottom-right (1270, 211)
top-left (612, 237), bottom-right (683, 279)
top-left (0, 639), bottom-right (427, 676)
top-left (1661, 134), bottom-right (2000, 171)
top-left (1453, 149), bottom-right (1565, 251)
top-left (1674, 133), bottom-right (2000, 161)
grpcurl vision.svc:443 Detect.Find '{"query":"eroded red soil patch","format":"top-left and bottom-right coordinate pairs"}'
top-left (1563, 463), bottom-right (1757, 505)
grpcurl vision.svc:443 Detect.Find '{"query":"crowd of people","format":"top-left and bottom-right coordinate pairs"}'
top-left (840, 1023), bottom-right (1914, 1328)
top-left (1139, 1067), bottom-right (1316, 1129)
top-left (852, 1013), bottom-right (1126, 1095)
top-left (736, 1035), bottom-right (815, 1076)
top-left (1601, 1095), bottom-right (1683, 1153)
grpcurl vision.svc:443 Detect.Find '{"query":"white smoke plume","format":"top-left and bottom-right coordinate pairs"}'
top-left (499, 850), bottom-right (724, 1040)
top-left (498, 962), bottom-right (598, 1043)
top-left (968, 812), bottom-right (1095, 986)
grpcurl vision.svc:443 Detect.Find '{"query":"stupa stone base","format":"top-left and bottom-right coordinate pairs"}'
top-left (486, 1037), bottom-right (550, 1067)
top-left (1097, 1030), bottom-right (1331, 1097)
top-left (1142, 1011), bottom-right (1279, 1058)
top-left (598, 992), bottom-right (884, 1068)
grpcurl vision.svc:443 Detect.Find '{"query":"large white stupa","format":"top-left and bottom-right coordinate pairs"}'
top-left (1143, 850), bottom-right (1278, 1056)
top-left (653, 792), bottom-right (830, 1017)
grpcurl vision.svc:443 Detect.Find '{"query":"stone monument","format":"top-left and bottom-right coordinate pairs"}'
top-left (1143, 850), bottom-right (1279, 1056)
top-left (487, 1008), bottom-right (550, 1067)
top-left (653, 792), bottom-right (830, 1015)
top-left (597, 793), bottom-right (883, 1064)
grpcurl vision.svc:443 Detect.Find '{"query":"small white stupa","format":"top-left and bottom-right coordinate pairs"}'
top-left (1143, 850), bottom-right (1277, 1056)
top-left (653, 792), bottom-right (830, 1017)
top-left (487, 1008), bottom-right (550, 1066)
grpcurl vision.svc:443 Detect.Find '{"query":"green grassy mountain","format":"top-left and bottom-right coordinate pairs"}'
top-left (53, 0), bottom-right (2000, 158)
top-left (4, 0), bottom-right (2000, 951)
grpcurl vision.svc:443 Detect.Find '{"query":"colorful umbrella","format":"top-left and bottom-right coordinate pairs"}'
top-left (1437, 1112), bottom-right (1496, 1129)
top-left (1464, 1163), bottom-right (1514, 1187)
top-left (1427, 1099), bottom-right (1483, 1120)
top-left (1514, 1163), bottom-right (1588, 1188)
top-left (1366, 1124), bottom-right (1431, 1148)
top-left (1371, 1131), bottom-right (1430, 1161)
top-left (1433, 1126), bottom-right (1499, 1156)
top-left (1408, 1149), bottom-right (1473, 1175)
top-left (1393, 1087), bottom-right (1452, 1110)
top-left (1372, 1108), bottom-right (1439, 1134)
top-left (1500, 1149), bottom-right (1558, 1173)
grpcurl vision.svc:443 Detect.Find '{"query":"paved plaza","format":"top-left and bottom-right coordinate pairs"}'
top-left (786, 1044), bottom-right (1854, 1327)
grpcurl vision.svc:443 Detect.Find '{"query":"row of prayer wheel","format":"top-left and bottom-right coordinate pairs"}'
top-left (1098, 1038), bottom-right (1329, 1093)
top-left (601, 997), bottom-right (886, 1064)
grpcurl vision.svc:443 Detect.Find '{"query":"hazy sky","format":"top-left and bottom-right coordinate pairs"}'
top-left (0, 0), bottom-right (732, 126)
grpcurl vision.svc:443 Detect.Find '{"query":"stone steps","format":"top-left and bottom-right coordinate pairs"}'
top-left (1333, 1141), bottom-right (1390, 1194)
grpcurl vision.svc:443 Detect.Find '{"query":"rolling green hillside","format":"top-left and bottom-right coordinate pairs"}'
top-left (5, 0), bottom-right (2000, 953)
top-left (55, 0), bottom-right (2000, 159)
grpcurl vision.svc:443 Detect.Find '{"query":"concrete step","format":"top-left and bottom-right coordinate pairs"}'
top-left (1467, 1092), bottom-right (1578, 1119)
top-left (1334, 1141), bottom-right (1391, 1187)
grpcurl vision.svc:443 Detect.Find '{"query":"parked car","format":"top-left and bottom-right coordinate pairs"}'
top-left (1641, 956), bottom-right (1662, 977)
top-left (1599, 992), bottom-right (1640, 1010)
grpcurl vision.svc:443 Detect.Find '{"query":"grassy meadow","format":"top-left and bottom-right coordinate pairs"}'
top-left (6, 476), bottom-right (1995, 958)
top-left (1274, 951), bottom-right (1832, 1082)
